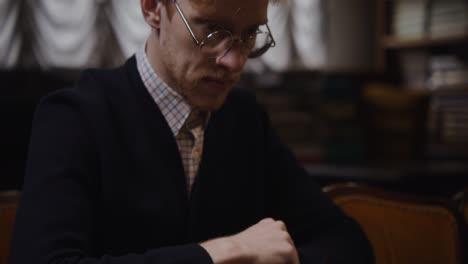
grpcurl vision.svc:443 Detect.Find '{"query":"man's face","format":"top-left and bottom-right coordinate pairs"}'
top-left (155, 0), bottom-right (269, 111)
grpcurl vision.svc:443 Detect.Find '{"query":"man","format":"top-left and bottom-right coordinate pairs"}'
top-left (10, 0), bottom-right (374, 263)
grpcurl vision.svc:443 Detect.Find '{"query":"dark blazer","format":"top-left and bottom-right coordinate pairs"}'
top-left (9, 57), bottom-right (373, 264)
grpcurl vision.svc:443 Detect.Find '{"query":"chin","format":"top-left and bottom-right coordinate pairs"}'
top-left (191, 94), bottom-right (228, 112)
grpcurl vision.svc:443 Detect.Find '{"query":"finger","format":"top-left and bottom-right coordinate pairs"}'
top-left (275, 220), bottom-right (287, 231)
top-left (278, 227), bottom-right (295, 246)
top-left (282, 230), bottom-right (294, 245)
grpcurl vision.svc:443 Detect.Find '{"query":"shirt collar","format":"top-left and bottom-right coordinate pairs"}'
top-left (136, 45), bottom-right (192, 136)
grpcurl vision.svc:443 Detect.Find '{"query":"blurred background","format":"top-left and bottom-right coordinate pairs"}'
top-left (1, 0), bottom-right (468, 196)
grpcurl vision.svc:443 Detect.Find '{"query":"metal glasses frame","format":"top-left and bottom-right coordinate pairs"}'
top-left (171, 0), bottom-right (276, 58)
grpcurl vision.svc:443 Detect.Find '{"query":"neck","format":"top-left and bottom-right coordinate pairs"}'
top-left (146, 32), bottom-right (176, 93)
top-left (146, 34), bottom-right (161, 79)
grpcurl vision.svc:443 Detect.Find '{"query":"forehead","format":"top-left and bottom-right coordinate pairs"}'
top-left (186, 0), bottom-right (269, 26)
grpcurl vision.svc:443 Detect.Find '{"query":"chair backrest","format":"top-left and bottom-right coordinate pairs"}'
top-left (464, 200), bottom-right (468, 227)
top-left (0, 191), bottom-right (20, 264)
top-left (453, 187), bottom-right (468, 254)
top-left (456, 187), bottom-right (468, 227)
top-left (324, 183), bottom-right (463, 264)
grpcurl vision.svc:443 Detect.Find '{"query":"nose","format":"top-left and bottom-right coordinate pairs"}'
top-left (215, 46), bottom-right (247, 72)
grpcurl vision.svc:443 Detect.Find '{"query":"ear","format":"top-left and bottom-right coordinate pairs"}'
top-left (141, 0), bottom-right (164, 28)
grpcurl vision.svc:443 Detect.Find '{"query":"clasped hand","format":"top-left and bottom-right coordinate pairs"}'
top-left (200, 218), bottom-right (300, 264)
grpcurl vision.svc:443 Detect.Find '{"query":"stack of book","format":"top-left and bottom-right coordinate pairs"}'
top-left (429, 0), bottom-right (468, 38)
top-left (399, 51), bottom-right (429, 90)
top-left (427, 55), bottom-right (468, 159)
top-left (363, 83), bottom-right (429, 161)
top-left (240, 72), bottom-right (367, 164)
top-left (318, 75), bottom-right (366, 163)
top-left (392, 0), bottom-right (427, 39)
top-left (242, 71), bottom-right (325, 162)
top-left (428, 55), bottom-right (468, 89)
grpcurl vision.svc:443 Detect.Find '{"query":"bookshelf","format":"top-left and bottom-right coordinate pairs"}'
top-left (383, 34), bottom-right (468, 49)
top-left (372, 0), bottom-right (468, 162)
top-left (376, 0), bottom-right (468, 72)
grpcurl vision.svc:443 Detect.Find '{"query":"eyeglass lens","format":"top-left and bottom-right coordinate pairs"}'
top-left (201, 26), bottom-right (272, 59)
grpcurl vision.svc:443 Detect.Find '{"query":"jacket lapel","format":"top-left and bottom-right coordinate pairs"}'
top-left (108, 57), bottom-right (189, 208)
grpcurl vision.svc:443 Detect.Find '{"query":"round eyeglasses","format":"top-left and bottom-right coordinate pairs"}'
top-left (172, 0), bottom-right (276, 59)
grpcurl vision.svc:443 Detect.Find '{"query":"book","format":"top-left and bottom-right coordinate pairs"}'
top-left (392, 0), bottom-right (428, 38)
top-left (429, 0), bottom-right (468, 37)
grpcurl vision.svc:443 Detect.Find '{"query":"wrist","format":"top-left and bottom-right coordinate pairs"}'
top-left (200, 236), bottom-right (253, 264)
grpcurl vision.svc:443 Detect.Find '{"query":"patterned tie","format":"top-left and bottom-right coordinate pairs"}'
top-left (189, 125), bottom-right (204, 184)
top-left (179, 111), bottom-right (205, 193)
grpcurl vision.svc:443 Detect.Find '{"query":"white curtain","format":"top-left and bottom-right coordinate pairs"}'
top-left (249, 0), bottom-right (326, 72)
top-left (249, 0), bottom-right (374, 73)
top-left (257, 1), bottom-right (294, 72)
top-left (0, 0), bottom-right (21, 69)
top-left (1, 1), bottom-right (374, 70)
top-left (291, 0), bottom-right (326, 69)
top-left (107, 0), bottom-right (149, 59)
top-left (30, 0), bottom-right (99, 68)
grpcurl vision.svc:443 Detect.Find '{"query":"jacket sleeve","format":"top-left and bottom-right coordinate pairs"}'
top-left (260, 106), bottom-right (375, 264)
top-left (9, 92), bottom-right (213, 264)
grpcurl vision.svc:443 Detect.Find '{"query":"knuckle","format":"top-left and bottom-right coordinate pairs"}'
top-left (281, 231), bottom-right (291, 241)
top-left (277, 244), bottom-right (294, 259)
top-left (275, 221), bottom-right (287, 231)
top-left (275, 220), bottom-right (286, 229)
top-left (284, 243), bottom-right (295, 255)
top-left (261, 217), bottom-right (274, 224)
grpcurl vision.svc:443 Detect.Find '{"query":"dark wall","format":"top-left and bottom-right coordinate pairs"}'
top-left (0, 70), bottom-right (73, 190)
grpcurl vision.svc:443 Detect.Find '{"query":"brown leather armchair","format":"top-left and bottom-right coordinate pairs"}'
top-left (0, 191), bottom-right (20, 264)
top-left (324, 183), bottom-right (463, 264)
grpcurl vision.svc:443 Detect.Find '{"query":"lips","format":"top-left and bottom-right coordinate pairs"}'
top-left (203, 77), bottom-right (228, 84)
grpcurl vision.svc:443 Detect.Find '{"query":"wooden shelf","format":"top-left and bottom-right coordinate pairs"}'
top-left (383, 34), bottom-right (468, 49)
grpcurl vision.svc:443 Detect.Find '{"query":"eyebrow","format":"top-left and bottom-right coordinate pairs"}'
top-left (192, 17), bottom-right (218, 25)
top-left (191, 16), bottom-right (268, 30)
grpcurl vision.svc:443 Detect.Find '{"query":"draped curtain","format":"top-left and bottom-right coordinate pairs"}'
top-left (249, 0), bottom-right (326, 72)
top-left (30, 0), bottom-right (99, 68)
top-left (107, 0), bottom-right (149, 59)
top-left (256, 1), bottom-right (294, 72)
top-left (0, 0), bottom-right (149, 69)
top-left (291, 0), bottom-right (326, 69)
top-left (1, 0), bottom-right (371, 71)
top-left (251, 0), bottom-right (373, 73)
top-left (0, 0), bottom-right (22, 68)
